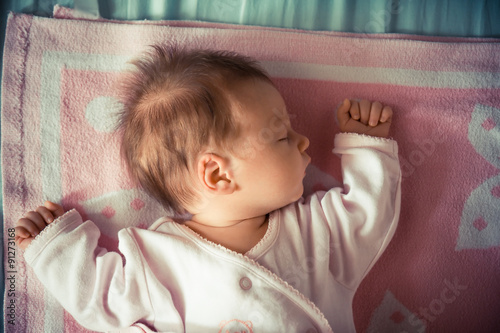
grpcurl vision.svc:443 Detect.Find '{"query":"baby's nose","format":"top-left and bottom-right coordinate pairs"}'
top-left (298, 133), bottom-right (310, 152)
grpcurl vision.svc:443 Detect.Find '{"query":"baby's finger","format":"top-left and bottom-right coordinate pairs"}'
top-left (368, 101), bottom-right (383, 127)
top-left (44, 201), bottom-right (65, 219)
top-left (14, 225), bottom-right (31, 238)
top-left (359, 100), bottom-right (371, 125)
top-left (16, 217), bottom-right (43, 237)
top-left (36, 206), bottom-right (55, 224)
top-left (15, 234), bottom-right (33, 250)
top-left (380, 105), bottom-right (393, 123)
top-left (23, 211), bottom-right (46, 229)
top-left (349, 100), bottom-right (360, 120)
top-left (336, 98), bottom-right (352, 126)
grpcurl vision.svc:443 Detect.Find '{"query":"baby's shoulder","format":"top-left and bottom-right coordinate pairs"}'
top-left (143, 216), bottom-right (186, 233)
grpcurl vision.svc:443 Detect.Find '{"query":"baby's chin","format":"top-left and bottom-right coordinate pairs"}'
top-left (293, 182), bottom-right (306, 201)
top-left (275, 187), bottom-right (305, 210)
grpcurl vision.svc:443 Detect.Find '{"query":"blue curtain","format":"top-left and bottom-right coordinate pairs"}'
top-left (3, 0), bottom-right (500, 36)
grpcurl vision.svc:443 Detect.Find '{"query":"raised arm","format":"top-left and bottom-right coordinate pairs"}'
top-left (323, 99), bottom-right (400, 288)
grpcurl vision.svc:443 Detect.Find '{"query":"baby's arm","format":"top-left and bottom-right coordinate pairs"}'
top-left (319, 101), bottom-right (400, 289)
top-left (337, 99), bottom-right (393, 138)
top-left (15, 201), bottom-right (65, 250)
top-left (14, 203), bottom-right (155, 330)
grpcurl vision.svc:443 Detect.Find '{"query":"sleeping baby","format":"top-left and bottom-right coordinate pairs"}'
top-left (15, 44), bottom-right (401, 332)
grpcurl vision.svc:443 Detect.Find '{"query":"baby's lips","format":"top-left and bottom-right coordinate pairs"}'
top-left (304, 155), bottom-right (311, 172)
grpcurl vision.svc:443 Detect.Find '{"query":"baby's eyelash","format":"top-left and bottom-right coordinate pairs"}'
top-left (278, 137), bottom-right (289, 142)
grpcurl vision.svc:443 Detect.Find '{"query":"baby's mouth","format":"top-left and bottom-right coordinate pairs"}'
top-left (305, 155), bottom-right (311, 167)
top-left (303, 156), bottom-right (311, 175)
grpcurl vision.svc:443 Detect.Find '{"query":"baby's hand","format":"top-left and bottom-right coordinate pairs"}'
top-left (337, 99), bottom-right (393, 138)
top-left (15, 201), bottom-right (65, 250)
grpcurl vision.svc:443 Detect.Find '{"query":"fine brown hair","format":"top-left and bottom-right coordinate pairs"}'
top-left (115, 44), bottom-right (273, 214)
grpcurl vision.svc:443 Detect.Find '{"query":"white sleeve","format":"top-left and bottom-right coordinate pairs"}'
top-left (317, 133), bottom-right (401, 289)
top-left (23, 209), bottom-right (154, 331)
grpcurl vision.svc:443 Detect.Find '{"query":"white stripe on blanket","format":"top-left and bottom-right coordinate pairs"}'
top-left (262, 61), bottom-right (500, 88)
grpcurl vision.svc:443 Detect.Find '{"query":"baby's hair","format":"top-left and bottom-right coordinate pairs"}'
top-left (116, 44), bottom-right (273, 214)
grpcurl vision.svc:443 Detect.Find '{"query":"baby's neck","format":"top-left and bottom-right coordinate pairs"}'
top-left (184, 214), bottom-right (269, 254)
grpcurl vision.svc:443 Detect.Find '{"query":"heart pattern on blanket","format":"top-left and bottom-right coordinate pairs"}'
top-left (457, 104), bottom-right (500, 250)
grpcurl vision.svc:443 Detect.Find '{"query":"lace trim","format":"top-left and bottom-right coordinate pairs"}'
top-left (173, 219), bottom-right (333, 332)
top-left (244, 211), bottom-right (279, 259)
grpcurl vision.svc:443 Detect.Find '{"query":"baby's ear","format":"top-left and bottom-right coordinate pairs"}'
top-left (196, 153), bottom-right (235, 195)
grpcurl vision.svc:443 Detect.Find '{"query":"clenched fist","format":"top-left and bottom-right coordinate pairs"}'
top-left (337, 99), bottom-right (393, 138)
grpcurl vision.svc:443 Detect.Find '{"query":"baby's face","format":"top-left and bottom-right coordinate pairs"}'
top-left (229, 79), bottom-right (311, 214)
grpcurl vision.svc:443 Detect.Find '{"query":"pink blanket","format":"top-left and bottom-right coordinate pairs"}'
top-left (2, 6), bottom-right (499, 333)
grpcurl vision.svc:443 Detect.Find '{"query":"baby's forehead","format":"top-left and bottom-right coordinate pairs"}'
top-left (223, 78), bottom-right (290, 135)
top-left (232, 105), bottom-right (291, 139)
top-left (230, 88), bottom-right (289, 119)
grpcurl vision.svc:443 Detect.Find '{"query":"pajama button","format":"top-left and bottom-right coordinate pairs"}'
top-left (239, 277), bottom-right (252, 290)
